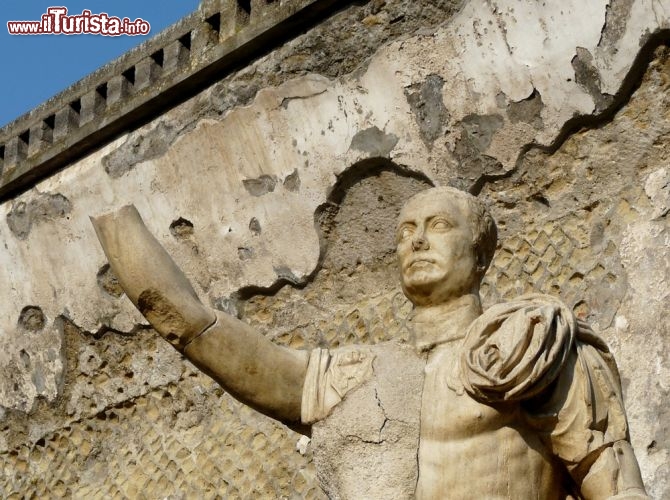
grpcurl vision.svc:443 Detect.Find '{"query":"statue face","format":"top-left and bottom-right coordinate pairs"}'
top-left (396, 193), bottom-right (479, 306)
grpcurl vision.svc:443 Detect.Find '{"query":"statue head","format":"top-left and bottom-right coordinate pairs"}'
top-left (396, 187), bottom-right (497, 306)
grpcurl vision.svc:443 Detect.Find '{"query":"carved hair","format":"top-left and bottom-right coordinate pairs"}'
top-left (402, 186), bottom-right (498, 277)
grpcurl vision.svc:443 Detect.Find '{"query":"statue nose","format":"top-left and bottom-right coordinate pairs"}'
top-left (412, 235), bottom-right (429, 251)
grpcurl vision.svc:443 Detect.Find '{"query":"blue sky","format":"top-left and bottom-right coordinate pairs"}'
top-left (1, 2), bottom-right (200, 128)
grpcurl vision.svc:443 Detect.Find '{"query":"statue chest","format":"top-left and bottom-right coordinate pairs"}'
top-left (420, 342), bottom-right (517, 441)
top-left (415, 344), bottom-right (563, 499)
top-left (311, 342), bottom-right (426, 500)
top-left (309, 341), bottom-right (562, 500)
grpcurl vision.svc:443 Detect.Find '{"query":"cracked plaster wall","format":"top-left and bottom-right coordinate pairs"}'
top-left (0, 0), bottom-right (669, 498)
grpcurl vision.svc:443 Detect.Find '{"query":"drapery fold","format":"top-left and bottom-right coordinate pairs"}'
top-left (460, 293), bottom-right (576, 403)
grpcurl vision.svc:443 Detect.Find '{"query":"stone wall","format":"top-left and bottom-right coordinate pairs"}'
top-left (1, 0), bottom-right (668, 498)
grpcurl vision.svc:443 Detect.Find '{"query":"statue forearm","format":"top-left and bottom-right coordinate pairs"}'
top-left (91, 205), bottom-right (308, 423)
top-left (91, 205), bottom-right (216, 349)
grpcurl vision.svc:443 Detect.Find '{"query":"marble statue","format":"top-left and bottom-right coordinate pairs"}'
top-left (91, 186), bottom-right (649, 499)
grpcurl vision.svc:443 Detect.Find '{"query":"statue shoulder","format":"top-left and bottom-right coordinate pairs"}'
top-left (460, 293), bottom-right (580, 403)
top-left (302, 345), bottom-right (376, 424)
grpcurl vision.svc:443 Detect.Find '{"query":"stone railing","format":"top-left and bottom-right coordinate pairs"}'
top-left (0, 0), bottom-right (347, 201)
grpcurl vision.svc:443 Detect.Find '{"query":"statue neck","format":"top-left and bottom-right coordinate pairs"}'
top-left (410, 293), bottom-right (482, 352)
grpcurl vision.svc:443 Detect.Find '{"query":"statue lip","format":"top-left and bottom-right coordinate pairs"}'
top-left (407, 257), bottom-right (437, 269)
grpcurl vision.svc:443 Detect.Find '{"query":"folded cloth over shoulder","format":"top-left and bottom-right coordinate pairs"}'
top-left (460, 293), bottom-right (631, 471)
top-left (460, 293), bottom-right (577, 403)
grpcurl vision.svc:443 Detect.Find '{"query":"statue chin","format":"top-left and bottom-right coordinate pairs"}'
top-left (402, 273), bottom-right (475, 306)
top-left (401, 278), bottom-right (445, 305)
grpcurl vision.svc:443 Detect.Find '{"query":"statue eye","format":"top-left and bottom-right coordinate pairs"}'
top-left (432, 219), bottom-right (452, 230)
top-left (398, 225), bottom-right (415, 241)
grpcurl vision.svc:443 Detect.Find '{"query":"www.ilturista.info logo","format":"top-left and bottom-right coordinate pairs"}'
top-left (7, 7), bottom-right (151, 36)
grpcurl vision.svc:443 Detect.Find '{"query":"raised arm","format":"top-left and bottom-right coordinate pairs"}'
top-left (91, 205), bottom-right (309, 423)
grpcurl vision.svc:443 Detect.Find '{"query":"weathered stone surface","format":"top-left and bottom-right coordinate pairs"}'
top-left (242, 174), bottom-right (278, 197)
top-left (102, 123), bottom-right (179, 179)
top-left (350, 127), bottom-right (399, 157)
top-left (645, 166), bottom-right (670, 219)
top-left (312, 343), bottom-right (424, 499)
top-left (0, 0), bottom-right (668, 497)
top-left (96, 264), bottom-right (124, 298)
top-left (6, 192), bottom-right (71, 239)
top-left (405, 74), bottom-right (450, 146)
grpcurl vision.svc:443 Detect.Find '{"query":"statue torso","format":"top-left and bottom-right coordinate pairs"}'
top-left (417, 341), bottom-right (565, 500)
top-left (306, 298), bottom-right (570, 499)
top-left (309, 339), bottom-right (566, 500)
